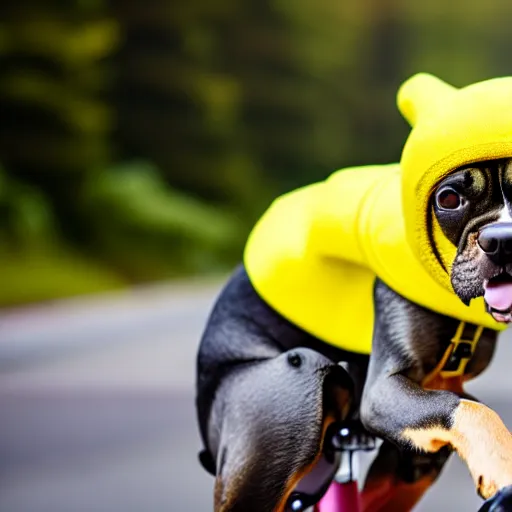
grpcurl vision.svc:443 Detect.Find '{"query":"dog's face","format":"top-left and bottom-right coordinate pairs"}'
top-left (432, 159), bottom-right (512, 323)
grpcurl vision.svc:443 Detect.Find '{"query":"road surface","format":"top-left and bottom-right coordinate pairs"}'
top-left (1, 281), bottom-right (512, 511)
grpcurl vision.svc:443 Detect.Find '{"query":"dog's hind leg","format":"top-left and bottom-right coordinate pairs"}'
top-left (204, 348), bottom-right (352, 512)
top-left (196, 267), bottom-right (355, 511)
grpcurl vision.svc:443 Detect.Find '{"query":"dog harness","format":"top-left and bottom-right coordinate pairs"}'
top-left (422, 321), bottom-right (485, 385)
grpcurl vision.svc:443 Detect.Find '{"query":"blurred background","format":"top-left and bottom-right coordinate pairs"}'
top-left (2, 0), bottom-right (512, 510)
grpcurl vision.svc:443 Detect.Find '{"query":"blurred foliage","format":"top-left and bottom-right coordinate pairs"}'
top-left (0, 164), bottom-right (125, 306)
top-left (2, 0), bottom-right (512, 304)
top-left (82, 162), bottom-right (243, 280)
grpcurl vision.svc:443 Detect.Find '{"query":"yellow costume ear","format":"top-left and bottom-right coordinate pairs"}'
top-left (397, 73), bottom-right (457, 127)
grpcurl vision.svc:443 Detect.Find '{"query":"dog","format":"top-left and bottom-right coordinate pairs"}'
top-left (195, 74), bottom-right (512, 511)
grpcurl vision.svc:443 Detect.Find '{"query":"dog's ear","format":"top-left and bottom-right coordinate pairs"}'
top-left (397, 73), bottom-right (456, 127)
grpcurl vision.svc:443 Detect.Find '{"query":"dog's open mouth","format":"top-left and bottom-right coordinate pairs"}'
top-left (484, 273), bottom-right (512, 323)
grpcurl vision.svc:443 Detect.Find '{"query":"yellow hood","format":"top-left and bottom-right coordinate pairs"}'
top-left (399, 73), bottom-right (512, 290)
top-left (243, 73), bottom-right (510, 354)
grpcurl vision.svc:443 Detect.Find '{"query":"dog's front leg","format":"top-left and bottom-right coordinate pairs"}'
top-left (362, 373), bottom-right (512, 499)
top-left (361, 280), bottom-right (512, 501)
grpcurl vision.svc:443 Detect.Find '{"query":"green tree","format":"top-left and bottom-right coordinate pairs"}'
top-left (4, 0), bottom-right (512, 305)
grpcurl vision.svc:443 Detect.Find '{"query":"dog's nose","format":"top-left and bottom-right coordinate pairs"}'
top-left (478, 222), bottom-right (512, 264)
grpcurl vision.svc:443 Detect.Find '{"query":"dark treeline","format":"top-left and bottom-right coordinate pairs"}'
top-left (1, 0), bottom-right (512, 304)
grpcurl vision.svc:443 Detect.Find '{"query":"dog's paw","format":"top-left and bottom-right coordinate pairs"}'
top-left (479, 486), bottom-right (512, 512)
top-left (474, 463), bottom-right (512, 501)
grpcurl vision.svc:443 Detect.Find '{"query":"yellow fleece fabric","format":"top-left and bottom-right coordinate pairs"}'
top-left (244, 73), bottom-right (511, 354)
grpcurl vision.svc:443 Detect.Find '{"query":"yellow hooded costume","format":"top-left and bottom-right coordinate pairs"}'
top-left (244, 73), bottom-right (512, 354)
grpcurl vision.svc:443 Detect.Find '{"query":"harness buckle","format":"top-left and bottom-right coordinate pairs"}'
top-left (422, 321), bottom-right (483, 386)
top-left (440, 321), bottom-right (483, 378)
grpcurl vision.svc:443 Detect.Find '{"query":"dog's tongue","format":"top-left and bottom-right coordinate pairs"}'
top-left (484, 280), bottom-right (512, 311)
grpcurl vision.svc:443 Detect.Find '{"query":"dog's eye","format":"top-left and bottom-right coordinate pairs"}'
top-left (436, 188), bottom-right (462, 210)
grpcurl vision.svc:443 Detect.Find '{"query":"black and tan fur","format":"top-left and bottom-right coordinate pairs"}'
top-left (196, 160), bottom-right (512, 511)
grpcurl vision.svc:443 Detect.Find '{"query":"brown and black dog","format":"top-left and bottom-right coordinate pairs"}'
top-left (197, 160), bottom-right (512, 512)
top-left (195, 160), bottom-right (512, 512)
top-left (195, 71), bottom-right (512, 510)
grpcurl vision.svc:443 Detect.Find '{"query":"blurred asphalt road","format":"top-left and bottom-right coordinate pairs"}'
top-left (1, 281), bottom-right (512, 512)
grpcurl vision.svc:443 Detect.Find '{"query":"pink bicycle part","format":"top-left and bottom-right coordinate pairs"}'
top-left (315, 480), bottom-right (361, 512)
